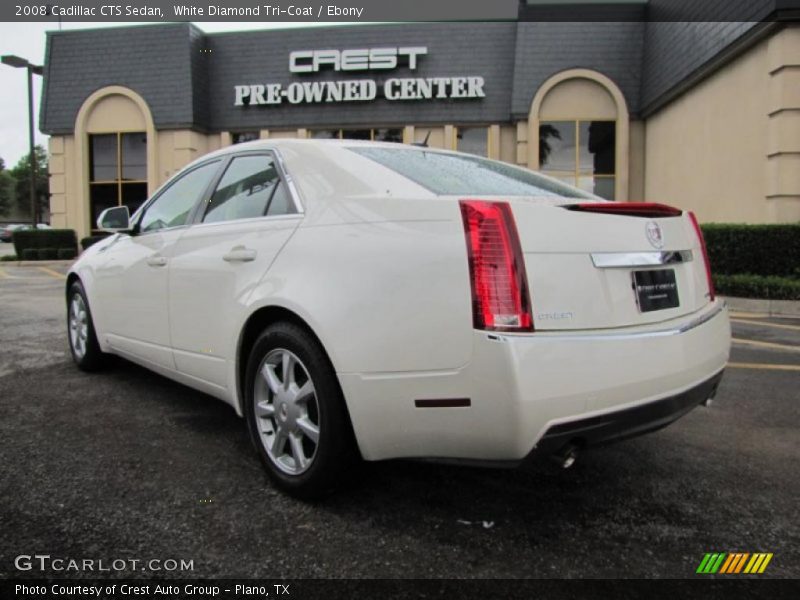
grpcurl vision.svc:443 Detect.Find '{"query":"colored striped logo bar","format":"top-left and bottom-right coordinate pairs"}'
top-left (696, 552), bottom-right (773, 574)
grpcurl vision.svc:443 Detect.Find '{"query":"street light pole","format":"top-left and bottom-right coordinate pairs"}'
top-left (2, 55), bottom-right (44, 228)
top-left (26, 63), bottom-right (37, 227)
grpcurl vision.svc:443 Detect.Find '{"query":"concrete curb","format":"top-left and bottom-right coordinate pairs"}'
top-left (723, 296), bottom-right (800, 317)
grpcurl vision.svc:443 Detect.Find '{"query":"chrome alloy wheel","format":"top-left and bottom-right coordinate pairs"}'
top-left (253, 348), bottom-right (320, 475)
top-left (69, 294), bottom-right (89, 359)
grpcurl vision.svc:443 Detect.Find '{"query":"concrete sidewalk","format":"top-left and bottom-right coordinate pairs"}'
top-left (724, 296), bottom-right (800, 318)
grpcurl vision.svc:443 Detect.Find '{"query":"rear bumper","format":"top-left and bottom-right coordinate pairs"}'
top-left (340, 299), bottom-right (731, 462)
top-left (532, 369), bottom-right (724, 458)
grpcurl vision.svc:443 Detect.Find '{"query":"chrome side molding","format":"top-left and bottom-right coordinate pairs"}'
top-left (591, 250), bottom-right (693, 268)
top-left (488, 300), bottom-right (727, 343)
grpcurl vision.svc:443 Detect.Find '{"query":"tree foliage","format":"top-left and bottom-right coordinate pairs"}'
top-left (0, 157), bottom-right (16, 217)
top-left (7, 145), bottom-right (49, 219)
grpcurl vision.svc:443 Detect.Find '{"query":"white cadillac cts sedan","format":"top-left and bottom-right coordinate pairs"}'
top-left (67, 140), bottom-right (730, 498)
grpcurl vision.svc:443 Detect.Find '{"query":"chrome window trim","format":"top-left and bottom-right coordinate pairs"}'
top-left (188, 213), bottom-right (303, 231)
top-left (591, 250), bottom-right (693, 269)
top-left (272, 148), bottom-right (305, 214)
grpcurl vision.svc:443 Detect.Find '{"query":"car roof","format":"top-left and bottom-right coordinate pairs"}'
top-left (192, 138), bottom-right (459, 165)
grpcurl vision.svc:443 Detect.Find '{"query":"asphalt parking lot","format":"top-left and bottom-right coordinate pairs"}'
top-left (0, 262), bottom-right (798, 579)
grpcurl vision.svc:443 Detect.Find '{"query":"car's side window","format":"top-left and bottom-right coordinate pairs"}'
top-left (139, 161), bottom-right (219, 233)
top-left (265, 181), bottom-right (293, 216)
top-left (203, 155), bottom-right (293, 224)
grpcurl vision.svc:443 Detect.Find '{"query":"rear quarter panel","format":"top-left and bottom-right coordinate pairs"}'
top-left (246, 201), bottom-right (474, 374)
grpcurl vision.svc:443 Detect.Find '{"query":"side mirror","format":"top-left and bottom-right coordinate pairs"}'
top-left (97, 206), bottom-right (131, 232)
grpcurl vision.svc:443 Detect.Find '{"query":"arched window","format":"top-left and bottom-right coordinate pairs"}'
top-left (529, 70), bottom-right (629, 201)
top-left (75, 86), bottom-right (157, 236)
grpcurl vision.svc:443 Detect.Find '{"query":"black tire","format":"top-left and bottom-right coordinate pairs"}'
top-left (244, 321), bottom-right (355, 500)
top-left (67, 281), bottom-right (107, 372)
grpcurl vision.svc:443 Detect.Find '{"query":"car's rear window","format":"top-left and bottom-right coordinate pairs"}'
top-left (349, 147), bottom-right (592, 198)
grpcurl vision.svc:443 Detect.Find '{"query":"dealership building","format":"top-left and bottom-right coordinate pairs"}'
top-left (38, 4), bottom-right (800, 239)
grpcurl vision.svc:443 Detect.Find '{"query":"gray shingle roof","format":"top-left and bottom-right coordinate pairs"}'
top-left (39, 6), bottom-right (787, 135)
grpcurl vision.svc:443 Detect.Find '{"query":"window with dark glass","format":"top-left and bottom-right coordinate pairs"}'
top-left (373, 128), bottom-right (402, 143)
top-left (89, 132), bottom-right (148, 229)
top-left (139, 161), bottom-right (219, 233)
top-left (539, 120), bottom-right (616, 199)
top-left (203, 155), bottom-right (293, 223)
top-left (310, 130), bottom-right (340, 139)
top-left (310, 128), bottom-right (402, 142)
top-left (232, 131), bottom-right (259, 144)
top-left (341, 129), bottom-right (371, 140)
top-left (456, 127), bottom-right (488, 156)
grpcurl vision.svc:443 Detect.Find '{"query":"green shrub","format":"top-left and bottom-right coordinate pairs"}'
top-left (80, 234), bottom-right (110, 251)
top-left (0, 254), bottom-right (17, 262)
top-left (57, 247), bottom-right (77, 260)
top-left (38, 247), bottom-right (58, 260)
top-left (701, 224), bottom-right (800, 278)
top-left (20, 248), bottom-right (38, 261)
top-left (714, 274), bottom-right (800, 301)
top-left (13, 228), bottom-right (78, 258)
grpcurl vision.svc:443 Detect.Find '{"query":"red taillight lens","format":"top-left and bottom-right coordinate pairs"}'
top-left (459, 200), bottom-right (533, 332)
top-left (565, 202), bottom-right (683, 218)
top-left (688, 211), bottom-right (715, 302)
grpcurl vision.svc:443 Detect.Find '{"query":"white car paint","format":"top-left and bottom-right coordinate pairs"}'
top-left (69, 139), bottom-right (731, 464)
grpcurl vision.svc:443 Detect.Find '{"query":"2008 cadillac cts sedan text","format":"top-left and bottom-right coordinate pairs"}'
top-left (67, 140), bottom-right (731, 498)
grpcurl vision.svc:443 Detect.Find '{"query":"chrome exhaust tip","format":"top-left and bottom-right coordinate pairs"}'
top-left (702, 383), bottom-right (719, 407)
top-left (552, 445), bottom-right (579, 469)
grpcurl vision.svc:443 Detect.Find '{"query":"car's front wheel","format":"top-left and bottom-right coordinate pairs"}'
top-left (67, 281), bottom-right (107, 371)
top-left (245, 322), bottom-right (355, 500)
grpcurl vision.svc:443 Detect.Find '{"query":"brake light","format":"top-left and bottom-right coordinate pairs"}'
top-left (565, 202), bottom-right (683, 218)
top-left (687, 211), bottom-right (715, 301)
top-left (459, 200), bottom-right (533, 332)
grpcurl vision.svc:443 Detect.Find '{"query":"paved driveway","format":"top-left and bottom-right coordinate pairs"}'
top-left (1, 263), bottom-right (798, 579)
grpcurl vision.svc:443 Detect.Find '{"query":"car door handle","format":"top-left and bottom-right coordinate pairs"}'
top-left (146, 255), bottom-right (168, 267)
top-left (223, 246), bottom-right (257, 262)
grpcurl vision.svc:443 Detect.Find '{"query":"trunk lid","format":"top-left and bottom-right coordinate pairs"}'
top-left (505, 200), bottom-right (711, 331)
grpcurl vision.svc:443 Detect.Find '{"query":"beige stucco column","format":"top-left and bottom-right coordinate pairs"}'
top-left (48, 136), bottom-right (70, 230)
top-left (443, 125), bottom-right (457, 150)
top-left (515, 121), bottom-right (528, 166)
top-left (766, 25), bottom-right (800, 222)
top-left (487, 125), bottom-right (501, 160)
top-left (403, 125), bottom-right (415, 144)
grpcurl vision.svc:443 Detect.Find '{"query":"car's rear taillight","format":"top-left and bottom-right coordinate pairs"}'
top-left (459, 200), bottom-right (533, 332)
top-left (687, 211), bottom-right (715, 302)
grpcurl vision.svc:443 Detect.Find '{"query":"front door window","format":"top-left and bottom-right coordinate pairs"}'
top-left (138, 161), bottom-right (219, 233)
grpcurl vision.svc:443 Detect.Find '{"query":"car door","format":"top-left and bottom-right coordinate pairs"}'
top-left (168, 151), bottom-right (303, 391)
top-left (92, 159), bottom-right (221, 369)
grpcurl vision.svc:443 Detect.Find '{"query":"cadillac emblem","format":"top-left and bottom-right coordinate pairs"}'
top-left (645, 221), bottom-right (664, 249)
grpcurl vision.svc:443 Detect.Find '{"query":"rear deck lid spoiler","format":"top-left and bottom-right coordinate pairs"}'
top-left (561, 202), bottom-right (683, 218)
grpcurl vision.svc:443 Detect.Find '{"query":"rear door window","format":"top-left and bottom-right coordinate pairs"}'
top-left (203, 154), bottom-right (293, 223)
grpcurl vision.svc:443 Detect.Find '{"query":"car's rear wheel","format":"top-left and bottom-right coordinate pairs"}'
top-left (245, 322), bottom-right (354, 499)
top-left (67, 281), bottom-right (107, 371)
